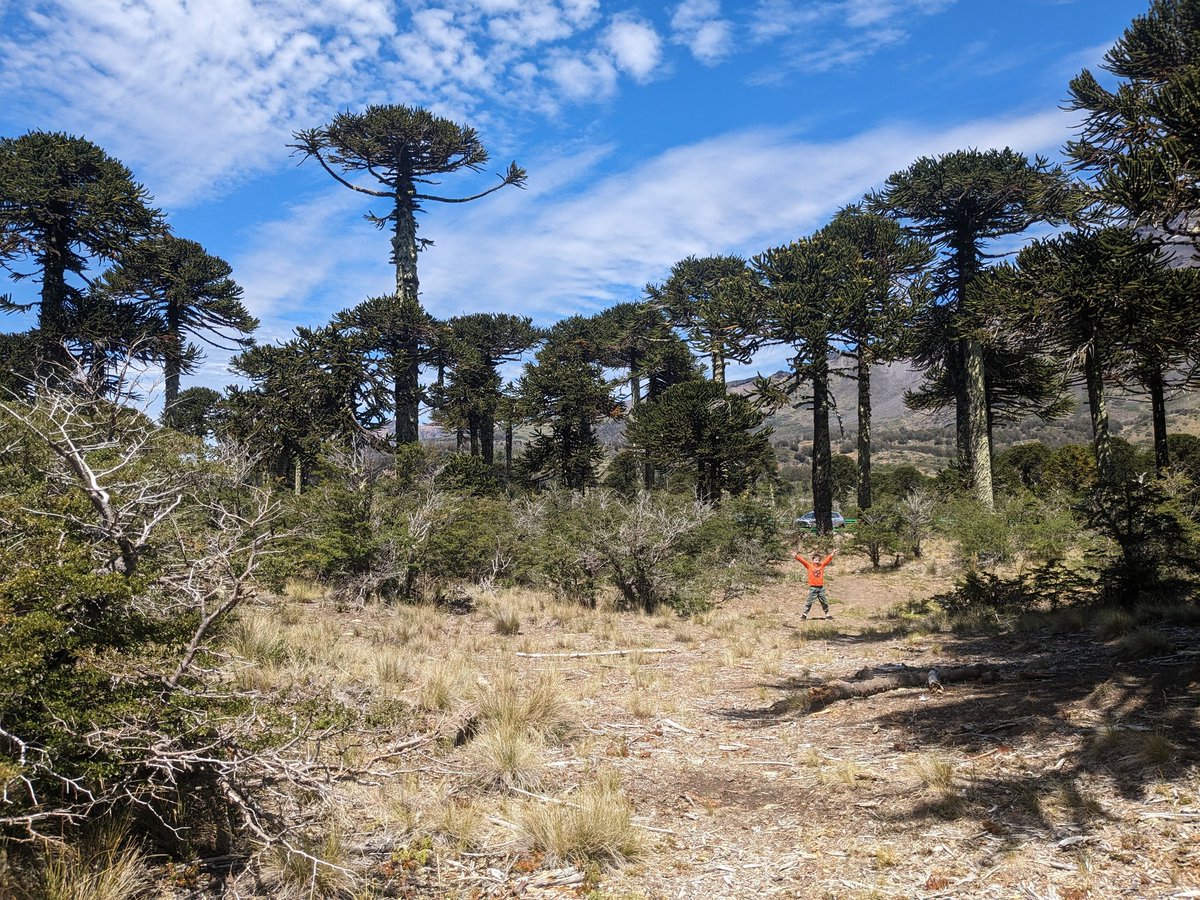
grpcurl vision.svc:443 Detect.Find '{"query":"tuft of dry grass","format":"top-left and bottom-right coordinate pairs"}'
top-left (282, 577), bottom-right (327, 602)
top-left (487, 600), bottom-right (522, 636)
top-left (1092, 608), bottom-right (1138, 640)
top-left (260, 825), bottom-right (359, 900)
top-left (436, 797), bottom-right (487, 849)
top-left (519, 770), bottom-right (641, 866)
top-left (911, 753), bottom-right (956, 794)
top-left (40, 821), bottom-right (150, 900)
top-left (464, 720), bottom-right (547, 788)
top-left (475, 670), bottom-right (576, 741)
top-left (1114, 627), bottom-right (1175, 660)
top-left (417, 654), bottom-right (476, 712)
top-left (227, 610), bottom-right (288, 666)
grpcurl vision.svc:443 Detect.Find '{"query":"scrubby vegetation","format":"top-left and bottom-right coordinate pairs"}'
top-left (2, 0), bottom-right (1200, 895)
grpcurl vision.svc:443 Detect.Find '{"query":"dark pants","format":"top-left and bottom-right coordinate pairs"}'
top-left (804, 585), bottom-right (829, 615)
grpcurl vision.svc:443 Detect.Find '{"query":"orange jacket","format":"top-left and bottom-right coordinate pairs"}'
top-left (796, 554), bottom-right (834, 586)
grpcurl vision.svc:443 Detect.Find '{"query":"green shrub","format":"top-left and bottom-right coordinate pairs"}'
top-left (853, 500), bottom-right (906, 568)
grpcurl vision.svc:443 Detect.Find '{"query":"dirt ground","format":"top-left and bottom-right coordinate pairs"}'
top-left (218, 551), bottom-right (1200, 900)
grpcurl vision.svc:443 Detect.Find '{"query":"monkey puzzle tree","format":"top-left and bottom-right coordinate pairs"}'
top-left (97, 234), bottom-right (256, 410)
top-left (433, 312), bottom-right (542, 464)
top-left (592, 301), bottom-right (701, 489)
top-left (752, 234), bottom-right (856, 534)
top-left (291, 106), bottom-right (526, 443)
top-left (332, 292), bottom-right (439, 447)
top-left (1119, 262), bottom-right (1200, 470)
top-left (869, 148), bottom-right (1077, 508)
top-left (626, 381), bottom-right (773, 504)
top-left (1001, 228), bottom-right (1199, 477)
top-left (0, 131), bottom-right (161, 363)
top-left (646, 255), bottom-right (760, 387)
top-left (820, 206), bottom-right (934, 509)
top-left (1067, 0), bottom-right (1200, 244)
top-left (517, 316), bottom-right (619, 491)
top-left (999, 229), bottom-right (1151, 480)
top-left (227, 327), bottom-right (384, 492)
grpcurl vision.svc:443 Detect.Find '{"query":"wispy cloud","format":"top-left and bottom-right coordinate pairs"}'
top-left (747, 0), bottom-right (956, 78)
top-left (235, 107), bottom-right (1073, 329)
top-left (0, 0), bottom-right (656, 206)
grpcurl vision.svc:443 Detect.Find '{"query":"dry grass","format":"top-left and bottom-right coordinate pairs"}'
top-left (911, 753), bottom-right (956, 794)
top-left (1092, 608), bottom-right (1138, 640)
top-left (417, 653), bottom-right (477, 712)
top-left (260, 824), bottom-right (358, 900)
top-left (282, 576), bottom-right (327, 602)
top-left (487, 599), bottom-right (523, 636)
top-left (1114, 627), bottom-right (1176, 660)
top-left (463, 720), bottom-right (547, 788)
top-left (475, 669), bottom-right (576, 741)
top-left (40, 822), bottom-right (150, 900)
top-left (435, 797), bottom-right (488, 850)
top-left (519, 771), bottom-right (641, 866)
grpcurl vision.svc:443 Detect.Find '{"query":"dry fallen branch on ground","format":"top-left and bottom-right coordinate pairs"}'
top-left (514, 648), bottom-right (676, 659)
top-left (792, 663), bottom-right (1000, 712)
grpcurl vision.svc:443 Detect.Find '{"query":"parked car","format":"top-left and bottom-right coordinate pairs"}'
top-left (796, 510), bottom-right (847, 529)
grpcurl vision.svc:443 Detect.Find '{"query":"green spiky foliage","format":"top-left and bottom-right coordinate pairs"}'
top-left (646, 254), bottom-right (761, 386)
top-left (0, 131), bottom-right (161, 365)
top-left (626, 381), bottom-right (774, 503)
top-left (226, 327), bottom-right (385, 491)
top-left (752, 233), bottom-right (856, 533)
top-left (820, 206), bottom-right (934, 509)
top-left (517, 316), bottom-right (619, 491)
top-left (96, 235), bottom-right (256, 410)
top-left (332, 292), bottom-right (439, 448)
top-left (1067, 0), bottom-right (1200, 242)
top-left (1005, 228), bottom-right (1200, 475)
top-left (291, 106), bottom-right (526, 443)
top-left (429, 313), bottom-right (543, 463)
top-left (868, 148), bottom-right (1078, 508)
top-left (163, 386), bottom-right (222, 438)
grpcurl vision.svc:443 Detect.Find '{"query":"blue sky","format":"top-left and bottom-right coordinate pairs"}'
top-left (0, 0), bottom-right (1145, 392)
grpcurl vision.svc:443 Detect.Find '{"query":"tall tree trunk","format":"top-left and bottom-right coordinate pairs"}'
top-left (711, 343), bottom-right (726, 387)
top-left (812, 346), bottom-right (833, 533)
top-left (1148, 369), bottom-right (1169, 472)
top-left (964, 338), bottom-right (993, 509)
top-left (856, 348), bottom-right (872, 510)
top-left (953, 343), bottom-right (971, 471)
top-left (1084, 348), bottom-right (1113, 481)
top-left (164, 298), bottom-right (182, 411)
top-left (456, 427), bottom-right (464, 451)
top-left (38, 231), bottom-right (70, 369)
top-left (481, 410), bottom-right (495, 465)
top-left (392, 188), bottom-right (421, 444)
top-left (469, 417), bottom-right (479, 457)
top-left (294, 457), bottom-right (302, 496)
top-left (505, 422), bottom-right (513, 479)
top-left (631, 372), bottom-right (653, 487)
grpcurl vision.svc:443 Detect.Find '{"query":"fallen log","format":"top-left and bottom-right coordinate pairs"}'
top-left (514, 648), bottom-right (675, 659)
top-left (801, 663), bottom-right (998, 712)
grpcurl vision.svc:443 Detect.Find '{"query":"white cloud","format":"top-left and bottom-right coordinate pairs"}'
top-left (0, 0), bottom-right (650, 206)
top-left (547, 50), bottom-right (620, 101)
top-left (383, 108), bottom-right (1074, 324)
top-left (603, 15), bottom-right (662, 82)
top-left (748, 0), bottom-right (955, 75)
top-left (670, 0), bottom-right (734, 65)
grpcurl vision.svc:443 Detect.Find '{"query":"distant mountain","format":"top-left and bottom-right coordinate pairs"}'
top-left (729, 358), bottom-right (1200, 473)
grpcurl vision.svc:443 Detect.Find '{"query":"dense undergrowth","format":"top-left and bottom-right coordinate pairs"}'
top-left (2, 376), bottom-right (1199, 897)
